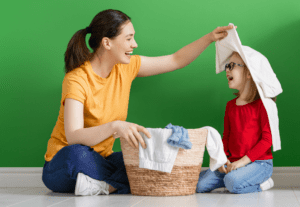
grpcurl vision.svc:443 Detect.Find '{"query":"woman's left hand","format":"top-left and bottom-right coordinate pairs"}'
top-left (209, 25), bottom-right (237, 42)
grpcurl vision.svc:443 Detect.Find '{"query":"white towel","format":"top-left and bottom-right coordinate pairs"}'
top-left (201, 126), bottom-right (227, 172)
top-left (138, 128), bottom-right (179, 173)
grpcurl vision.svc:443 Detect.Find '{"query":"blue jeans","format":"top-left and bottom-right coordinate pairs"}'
top-left (196, 159), bottom-right (273, 194)
top-left (42, 144), bottom-right (130, 194)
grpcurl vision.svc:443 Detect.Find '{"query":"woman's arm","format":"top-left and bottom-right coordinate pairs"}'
top-left (64, 98), bottom-right (151, 148)
top-left (64, 98), bottom-right (116, 146)
top-left (137, 25), bottom-right (235, 77)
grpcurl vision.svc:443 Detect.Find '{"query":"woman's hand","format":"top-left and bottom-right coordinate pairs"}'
top-left (209, 25), bottom-right (237, 42)
top-left (112, 121), bottom-right (151, 149)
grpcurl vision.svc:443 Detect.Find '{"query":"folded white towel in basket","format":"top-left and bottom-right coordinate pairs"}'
top-left (139, 128), bottom-right (179, 173)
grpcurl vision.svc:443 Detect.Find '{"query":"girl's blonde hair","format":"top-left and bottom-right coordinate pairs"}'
top-left (231, 52), bottom-right (277, 103)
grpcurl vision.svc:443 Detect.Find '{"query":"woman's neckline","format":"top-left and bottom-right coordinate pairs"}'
top-left (88, 60), bottom-right (115, 81)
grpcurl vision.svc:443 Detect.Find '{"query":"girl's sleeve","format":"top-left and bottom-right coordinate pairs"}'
top-left (222, 102), bottom-right (231, 157)
top-left (246, 102), bottom-right (272, 162)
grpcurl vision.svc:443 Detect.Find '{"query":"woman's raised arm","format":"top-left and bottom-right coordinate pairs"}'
top-left (137, 25), bottom-right (235, 77)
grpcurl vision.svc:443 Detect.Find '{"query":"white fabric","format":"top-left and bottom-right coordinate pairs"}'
top-left (138, 128), bottom-right (179, 173)
top-left (215, 23), bottom-right (282, 151)
top-left (201, 126), bottom-right (227, 172)
top-left (138, 127), bottom-right (227, 173)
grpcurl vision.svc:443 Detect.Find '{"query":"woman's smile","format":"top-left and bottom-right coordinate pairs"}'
top-left (125, 51), bottom-right (133, 59)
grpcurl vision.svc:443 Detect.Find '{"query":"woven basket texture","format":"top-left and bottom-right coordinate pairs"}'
top-left (120, 128), bottom-right (208, 196)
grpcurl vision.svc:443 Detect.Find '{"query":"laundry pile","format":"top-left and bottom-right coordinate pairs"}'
top-left (138, 123), bottom-right (227, 173)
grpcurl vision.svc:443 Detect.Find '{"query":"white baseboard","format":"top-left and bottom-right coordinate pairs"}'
top-left (0, 167), bottom-right (299, 188)
top-left (0, 168), bottom-right (44, 188)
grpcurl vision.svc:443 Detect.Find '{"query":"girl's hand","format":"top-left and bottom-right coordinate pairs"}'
top-left (112, 121), bottom-right (151, 149)
top-left (227, 156), bottom-right (251, 173)
top-left (218, 159), bottom-right (231, 174)
top-left (227, 160), bottom-right (244, 173)
top-left (209, 25), bottom-right (237, 42)
top-left (218, 165), bottom-right (227, 174)
top-left (227, 160), bottom-right (246, 173)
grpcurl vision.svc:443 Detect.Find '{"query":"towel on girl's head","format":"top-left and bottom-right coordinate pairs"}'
top-left (165, 123), bottom-right (192, 149)
top-left (139, 128), bottom-right (179, 173)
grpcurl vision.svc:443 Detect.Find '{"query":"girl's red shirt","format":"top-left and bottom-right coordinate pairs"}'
top-left (222, 98), bottom-right (273, 162)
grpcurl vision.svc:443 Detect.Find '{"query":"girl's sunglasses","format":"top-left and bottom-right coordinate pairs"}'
top-left (225, 62), bottom-right (245, 71)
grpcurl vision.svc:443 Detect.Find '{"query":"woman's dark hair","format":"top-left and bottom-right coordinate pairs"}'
top-left (64, 9), bottom-right (131, 73)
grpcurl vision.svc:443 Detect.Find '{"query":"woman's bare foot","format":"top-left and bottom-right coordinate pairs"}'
top-left (108, 184), bottom-right (117, 194)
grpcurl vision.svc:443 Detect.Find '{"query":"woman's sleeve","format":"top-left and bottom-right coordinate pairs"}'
top-left (222, 103), bottom-right (231, 157)
top-left (61, 74), bottom-right (87, 106)
top-left (246, 102), bottom-right (272, 162)
top-left (128, 55), bottom-right (141, 81)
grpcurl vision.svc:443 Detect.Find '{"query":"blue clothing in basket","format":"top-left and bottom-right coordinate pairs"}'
top-left (165, 123), bottom-right (192, 149)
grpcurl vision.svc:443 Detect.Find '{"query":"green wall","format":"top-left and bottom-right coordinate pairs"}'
top-left (1, 0), bottom-right (299, 167)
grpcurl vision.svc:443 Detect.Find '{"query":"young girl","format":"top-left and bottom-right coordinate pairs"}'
top-left (196, 50), bottom-right (277, 194)
top-left (41, 9), bottom-right (233, 196)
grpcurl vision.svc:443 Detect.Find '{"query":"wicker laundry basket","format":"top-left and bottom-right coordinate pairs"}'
top-left (120, 128), bottom-right (208, 196)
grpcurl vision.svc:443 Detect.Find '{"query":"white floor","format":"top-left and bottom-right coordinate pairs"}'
top-left (0, 187), bottom-right (299, 207)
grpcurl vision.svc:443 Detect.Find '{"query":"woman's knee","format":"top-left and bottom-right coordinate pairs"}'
top-left (42, 163), bottom-right (75, 193)
top-left (64, 144), bottom-right (93, 153)
top-left (60, 144), bottom-right (95, 161)
top-left (50, 144), bottom-right (99, 173)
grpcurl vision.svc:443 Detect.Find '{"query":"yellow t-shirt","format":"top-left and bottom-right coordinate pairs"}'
top-left (44, 55), bottom-right (141, 162)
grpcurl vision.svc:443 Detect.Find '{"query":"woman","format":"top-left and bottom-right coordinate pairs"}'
top-left (42, 9), bottom-right (235, 196)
